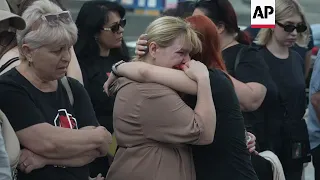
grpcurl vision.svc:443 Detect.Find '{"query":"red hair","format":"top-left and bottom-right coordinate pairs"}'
top-left (185, 15), bottom-right (226, 71)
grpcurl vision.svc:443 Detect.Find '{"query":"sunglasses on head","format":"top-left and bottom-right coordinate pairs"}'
top-left (276, 21), bottom-right (307, 33)
top-left (41, 11), bottom-right (73, 26)
top-left (102, 19), bottom-right (126, 33)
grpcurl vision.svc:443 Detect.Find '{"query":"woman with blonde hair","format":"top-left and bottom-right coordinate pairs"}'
top-left (106, 16), bottom-right (216, 180)
top-left (255, 0), bottom-right (310, 179)
top-left (105, 15), bottom-right (258, 180)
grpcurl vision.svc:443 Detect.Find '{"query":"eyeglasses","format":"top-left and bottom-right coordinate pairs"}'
top-left (102, 19), bottom-right (126, 33)
top-left (276, 21), bottom-right (307, 33)
top-left (41, 11), bottom-right (73, 26)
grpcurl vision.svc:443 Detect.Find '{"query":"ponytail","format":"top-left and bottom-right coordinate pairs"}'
top-left (236, 30), bottom-right (251, 45)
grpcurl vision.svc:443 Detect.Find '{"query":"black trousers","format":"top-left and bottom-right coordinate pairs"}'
top-left (283, 165), bottom-right (303, 180)
top-left (279, 153), bottom-right (303, 180)
top-left (89, 156), bottom-right (110, 177)
top-left (251, 154), bottom-right (273, 180)
top-left (312, 144), bottom-right (320, 180)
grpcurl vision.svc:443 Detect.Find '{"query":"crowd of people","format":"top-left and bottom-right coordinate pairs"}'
top-left (0, 0), bottom-right (319, 179)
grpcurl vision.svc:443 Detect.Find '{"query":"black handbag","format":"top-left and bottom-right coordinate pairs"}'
top-left (278, 92), bottom-right (311, 163)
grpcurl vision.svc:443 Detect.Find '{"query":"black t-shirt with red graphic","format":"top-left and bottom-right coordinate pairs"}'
top-left (0, 68), bottom-right (99, 180)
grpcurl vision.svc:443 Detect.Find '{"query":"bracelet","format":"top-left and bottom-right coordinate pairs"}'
top-left (111, 60), bottom-right (125, 77)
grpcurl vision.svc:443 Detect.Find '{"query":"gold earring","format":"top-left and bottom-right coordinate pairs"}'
top-left (27, 57), bottom-right (32, 67)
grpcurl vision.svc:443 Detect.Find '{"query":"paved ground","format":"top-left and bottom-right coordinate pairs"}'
top-left (303, 162), bottom-right (315, 180)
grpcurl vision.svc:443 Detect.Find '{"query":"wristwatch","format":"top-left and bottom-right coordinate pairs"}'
top-left (111, 60), bottom-right (126, 77)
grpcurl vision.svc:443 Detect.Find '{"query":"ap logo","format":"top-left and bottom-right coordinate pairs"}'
top-left (251, 0), bottom-right (275, 28)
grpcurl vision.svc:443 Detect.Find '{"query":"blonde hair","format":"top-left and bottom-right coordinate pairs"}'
top-left (135, 16), bottom-right (202, 61)
top-left (16, 0), bottom-right (77, 60)
top-left (256, 0), bottom-right (309, 47)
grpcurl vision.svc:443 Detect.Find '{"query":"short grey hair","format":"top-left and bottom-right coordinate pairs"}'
top-left (16, 0), bottom-right (77, 59)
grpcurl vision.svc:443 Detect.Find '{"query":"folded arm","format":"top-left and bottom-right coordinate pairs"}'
top-left (19, 149), bottom-right (101, 174)
top-left (17, 124), bottom-right (111, 159)
top-left (0, 81), bottom-right (111, 160)
top-left (44, 150), bottom-right (100, 167)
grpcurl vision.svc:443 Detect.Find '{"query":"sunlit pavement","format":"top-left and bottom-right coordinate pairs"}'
top-left (303, 162), bottom-right (314, 180)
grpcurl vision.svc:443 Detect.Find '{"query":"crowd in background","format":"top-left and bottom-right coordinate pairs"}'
top-left (0, 0), bottom-right (319, 180)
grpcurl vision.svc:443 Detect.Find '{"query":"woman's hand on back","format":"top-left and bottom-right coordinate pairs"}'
top-left (182, 60), bottom-right (209, 82)
top-left (103, 72), bottom-right (119, 96)
top-left (135, 34), bottom-right (148, 57)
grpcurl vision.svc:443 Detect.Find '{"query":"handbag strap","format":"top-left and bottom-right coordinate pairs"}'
top-left (234, 46), bottom-right (247, 72)
top-left (230, 46), bottom-right (250, 77)
top-left (0, 57), bottom-right (19, 74)
top-left (61, 76), bottom-right (74, 106)
top-left (276, 85), bottom-right (292, 124)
